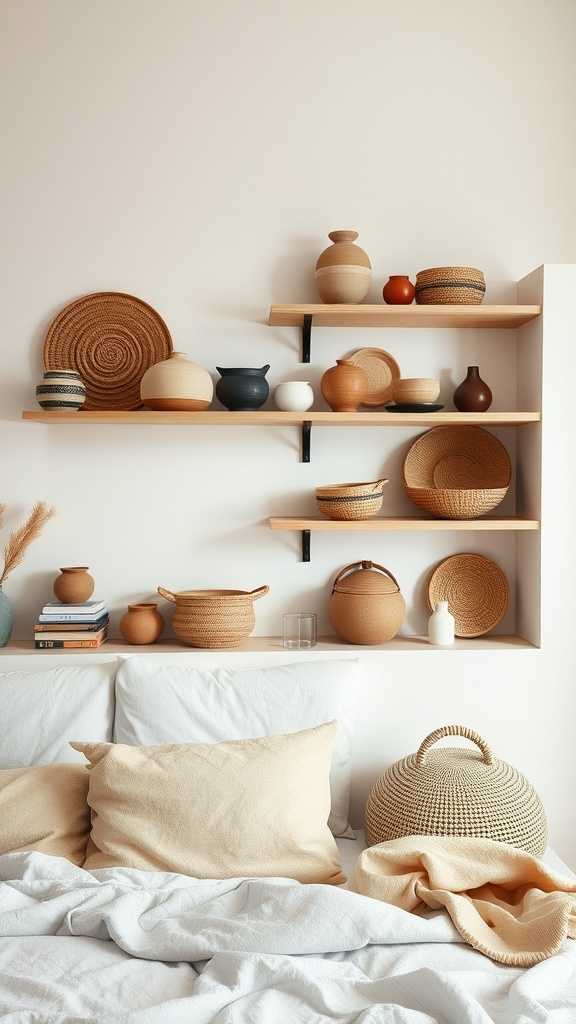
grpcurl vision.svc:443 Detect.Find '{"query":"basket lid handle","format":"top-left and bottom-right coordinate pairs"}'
top-left (331, 560), bottom-right (401, 593)
top-left (415, 725), bottom-right (493, 766)
top-left (157, 586), bottom-right (176, 603)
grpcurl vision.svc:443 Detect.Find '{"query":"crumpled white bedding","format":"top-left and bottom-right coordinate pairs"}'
top-left (0, 849), bottom-right (575, 1023)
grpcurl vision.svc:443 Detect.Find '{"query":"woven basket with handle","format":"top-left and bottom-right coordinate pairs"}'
top-left (365, 725), bottom-right (547, 855)
top-left (158, 585), bottom-right (269, 648)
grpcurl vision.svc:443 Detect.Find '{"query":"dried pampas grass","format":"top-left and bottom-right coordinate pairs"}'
top-left (0, 502), bottom-right (55, 586)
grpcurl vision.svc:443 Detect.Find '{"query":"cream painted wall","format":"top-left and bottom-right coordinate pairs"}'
top-left (2, 2), bottom-right (576, 858)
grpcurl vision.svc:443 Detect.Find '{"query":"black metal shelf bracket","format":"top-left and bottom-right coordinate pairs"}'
top-left (301, 420), bottom-right (311, 463)
top-left (302, 314), bottom-right (313, 363)
top-left (301, 529), bottom-right (311, 562)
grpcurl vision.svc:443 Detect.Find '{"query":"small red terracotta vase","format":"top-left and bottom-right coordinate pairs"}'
top-left (382, 275), bottom-right (415, 305)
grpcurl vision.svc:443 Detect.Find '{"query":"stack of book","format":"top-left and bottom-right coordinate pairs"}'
top-left (34, 600), bottom-right (109, 649)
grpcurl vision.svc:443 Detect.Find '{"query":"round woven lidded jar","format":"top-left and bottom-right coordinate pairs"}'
top-left (365, 725), bottom-right (547, 856)
top-left (328, 560), bottom-right (405, 644)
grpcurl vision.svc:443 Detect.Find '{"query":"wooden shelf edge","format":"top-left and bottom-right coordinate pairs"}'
top-left (1, 635), bottom-right (539, 655)
top-left (268, 303), bottom-right (541, 329)
top-left (268, 516), bottom-right (540, 532)
top-left (22, 410), bottom-right (541, 425)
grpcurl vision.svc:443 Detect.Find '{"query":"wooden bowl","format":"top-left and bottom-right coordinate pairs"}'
top-left (393, 378), bottom-right (440, 404)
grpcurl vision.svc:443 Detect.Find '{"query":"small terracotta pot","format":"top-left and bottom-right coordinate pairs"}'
top-left (382, 275), bottom-right (415, 305)
top-left (119, 603), bottom-right (164, 645)
top-left (453, 365), bottom-right (493, 412)
top-left (53, 567), bottom-right (94, 604)
top-left (321, 359), bottom-right (368, 412)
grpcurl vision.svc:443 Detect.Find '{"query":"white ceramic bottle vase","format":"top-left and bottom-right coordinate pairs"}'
top-left (428, 601), bottom-right (455, 646)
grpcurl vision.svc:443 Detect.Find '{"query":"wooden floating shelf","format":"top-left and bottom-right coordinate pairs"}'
top-left (22, 410), bottom-right (541, 425)
top-left (270, 515), bottom-right (540, 560)
top-left (268, 303), bottom-right (541, 329)
top-left (269, 516), bottom-right (540, 532)
top-left (0, 636), bottom-right (538, 655)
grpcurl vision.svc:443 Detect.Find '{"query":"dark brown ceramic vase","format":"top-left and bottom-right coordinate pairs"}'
top-left (382, 275), bottom-right (415, 305)
top-left (453, 366), bottom-right (493, 412)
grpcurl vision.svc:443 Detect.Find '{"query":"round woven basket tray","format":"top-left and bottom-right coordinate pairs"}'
top-left (43, 292), bottom-right (173, 410)
top-left (403, 426), bottom-right (511, 489)
top-left (364, 724), bottom-right (547, 856)
top-left (428, 552), bottom-right (509, 637)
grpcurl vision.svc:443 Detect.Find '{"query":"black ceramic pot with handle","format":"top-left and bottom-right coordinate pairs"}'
top-left (216, 365), bottom-right (270, 410)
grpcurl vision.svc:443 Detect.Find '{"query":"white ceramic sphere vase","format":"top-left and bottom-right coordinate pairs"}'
top-left (274, 381), bottom-right (314, 411)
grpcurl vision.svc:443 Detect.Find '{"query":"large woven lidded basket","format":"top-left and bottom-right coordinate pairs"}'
top-left (44, 292), bottom-right (173, 410)
top-left (415, 266), bottom-right (486, 305)
top-left (158, 585), bottom-right (268, 648)
top-left (403, 425), bottom-right (511, 519)
top-left (365, 725), bottom-right (547, 856)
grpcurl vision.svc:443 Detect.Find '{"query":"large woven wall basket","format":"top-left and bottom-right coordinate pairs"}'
top-left (365, 725), bottom-right (547, 856)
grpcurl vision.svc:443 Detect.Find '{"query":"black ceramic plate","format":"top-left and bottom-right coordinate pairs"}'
top-left (385, 403), bottom-right (444, 413)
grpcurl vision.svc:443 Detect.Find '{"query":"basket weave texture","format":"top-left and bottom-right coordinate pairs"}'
top-left (428, 553), bottom-right (508, 637)
top-left (365, 725), bottom-right (547, 856)
top-left (316, 480), bottom-right (387, 520)
top-left (44, 292), bottom-right (173, 410)
top-left (415, 266), bottom-right (486, 305)
top-left (157, 585), bottom-right (268, 648)
top-left (403, 426), bottom-right (511, 519)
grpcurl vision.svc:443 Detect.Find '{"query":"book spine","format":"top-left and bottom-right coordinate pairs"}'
top-left (38, 614), bottom-right (107, 623)
top-left (35, 638), bottom-right (106, 649)
top-left (34, 617), bottom-right (109, 632)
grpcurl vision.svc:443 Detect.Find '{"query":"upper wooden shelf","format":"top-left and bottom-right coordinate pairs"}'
top-left (22, 410), bottom-right (541, 426)
top-left (268, 304), bottom-right (541, 329)
top-left (269, 516), bottom-right (540, 532)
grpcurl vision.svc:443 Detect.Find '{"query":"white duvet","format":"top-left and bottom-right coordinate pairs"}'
top-left (1, 851), bottom-right (576, 1023)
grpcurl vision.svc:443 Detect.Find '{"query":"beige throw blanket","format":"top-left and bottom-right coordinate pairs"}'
top-left (352, 835), bottom-right (576, 966)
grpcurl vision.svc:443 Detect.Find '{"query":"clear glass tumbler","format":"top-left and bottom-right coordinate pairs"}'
top-left (282, 612), bottom-right (318, 649)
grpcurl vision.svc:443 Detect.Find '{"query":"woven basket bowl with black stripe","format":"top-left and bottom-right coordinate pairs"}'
top-left (415, 266), bottom-right (486, 305)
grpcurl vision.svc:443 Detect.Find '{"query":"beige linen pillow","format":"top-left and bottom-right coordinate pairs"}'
top-left (0, 763), bottom-right (90, 865)
top-left (73, 722), bottom-right (344, 884)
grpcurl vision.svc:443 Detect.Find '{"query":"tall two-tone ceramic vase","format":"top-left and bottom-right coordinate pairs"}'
top-left (315, 230), bottom-right (372, 304)
top-left (0, 588), bottom-right (13, 647)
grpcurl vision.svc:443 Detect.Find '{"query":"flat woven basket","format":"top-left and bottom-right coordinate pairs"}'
top-left (428, 552), bottom-right (509, 637)
top-left (415, 266), bottom-right (486, 305)
top-left (365, 724), bottom-right (547, 856)
top-left (44, 292), bottom-right (173, 410)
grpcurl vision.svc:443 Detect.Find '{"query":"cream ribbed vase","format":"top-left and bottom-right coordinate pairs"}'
top-left (140, 352), bottom-right (213, 410)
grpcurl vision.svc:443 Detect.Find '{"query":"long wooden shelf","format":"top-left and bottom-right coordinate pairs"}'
top-left (22, 410), bottom-right (541, 425)
top-left (0, 635), bottom-right (539, 655)
top-left (269, 516), bottom-right (540, 532)
top-left (268, 304), bottom-right (541, 329)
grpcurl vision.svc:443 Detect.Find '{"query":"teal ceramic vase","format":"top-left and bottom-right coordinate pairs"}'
top-left (0, 588), bottom-right (12, 647)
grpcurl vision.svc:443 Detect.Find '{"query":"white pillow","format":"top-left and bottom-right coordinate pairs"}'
top-left (114, 658), bottom-right (358, 837)
top-left (0, 664), bottom-right (116, 768)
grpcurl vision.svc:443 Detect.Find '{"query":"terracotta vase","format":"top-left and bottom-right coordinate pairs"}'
top-left (321, 360), bottom-right (368, 411)
top-left (140, 352), bottom-right (213, 410)
top-left (315, 230), bottom-right (372, 304)
top-left (453, 365), bottom-right (493, 412)
top-left (53, 567), bottom-right (95, 604)
top-left (382, 275), bottom-right (415, 305)
top-left (119, 603), bottom-right (164, 645)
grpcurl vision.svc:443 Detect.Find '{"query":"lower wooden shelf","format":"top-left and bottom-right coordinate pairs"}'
top-left (3, 635), bottom-right (538, 655)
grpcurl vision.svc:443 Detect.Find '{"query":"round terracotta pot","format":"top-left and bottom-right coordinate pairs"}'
top-left (453, 365), bottom-right (493, 412)
top-left (382, 275), bottom-right (415, 305)
top-left (53, 567), bottom-right (94, 604)
top-left (119, 603), bottom-right (164, 645)
top-left (321, 359), bottom-right (368, 411)
top-left (315, 230), bottom-right (372, 304)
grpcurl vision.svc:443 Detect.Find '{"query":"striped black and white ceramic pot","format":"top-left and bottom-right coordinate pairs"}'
top-left (36, 369), bottom-right (86, 410)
